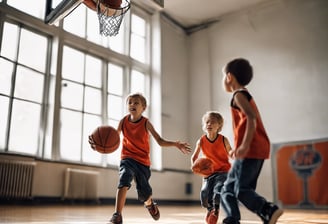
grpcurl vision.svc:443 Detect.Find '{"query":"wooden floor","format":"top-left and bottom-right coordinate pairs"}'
top-left (0, 204), bottom-right (327, 224)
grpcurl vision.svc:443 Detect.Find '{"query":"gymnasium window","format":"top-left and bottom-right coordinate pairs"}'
top-left (0, 1), bottom-right (158, 168)
top-left (0, 22), bottom-right (50, 156)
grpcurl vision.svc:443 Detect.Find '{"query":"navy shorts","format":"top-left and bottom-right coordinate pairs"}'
top-left (118, 158), bottom-right (152, 202)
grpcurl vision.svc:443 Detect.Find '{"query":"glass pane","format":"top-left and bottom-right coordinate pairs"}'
top-left (107, 94), bottom-right (123, 120)
top-left (87, 9), bottom-right (103, 45)
top-left (130, 14), bottom-right (147, 63)
top-left (64, 5), bottom-right (86, 38)
top-left (0, 59), bottom-right (13, 95)
top-left (18, 28), bottom-right (47, 72)
top-left (60, 109), bottom-right (82, 161)
top-left (109, 29), bottom-right (124, 53)
top-left (108, 63), bottom-right (123, 95)
top-left (84, 86), bottom-right (102, 114)
top-left (14, 66), bottom-right (44, 103)
top-left (1, 22), bottom-right (19, 60)
top-left (131, 14), bottom-right (146, 36)
top-left (0, 96), bottom-right (9, 150)
top-left (8, 100), bottom-right (40, 155)
top-left (130, 34), bottom-right (146, 63)
top-left (7, 0), bottom-right (45, 19)
top-left (82, 114), bottom-right (102, 164)
top-left (131, 70), bottom-right (145, 94)
top-left (62, 46), bottom-right (84, 82)
top-left (85, 55), bottom-right (102, 88)
top-left (61, 80), bottom-right (83, 110)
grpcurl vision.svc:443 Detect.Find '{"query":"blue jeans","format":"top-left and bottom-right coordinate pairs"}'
top-left (200, 172), bottom-right (227, 211)
top-left (221, 158), bottom-right (267, 221)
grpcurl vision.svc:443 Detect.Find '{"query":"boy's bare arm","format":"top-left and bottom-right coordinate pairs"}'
top-left (146, 120), bottom-right (191, 154)
top-left (191, 139), bottom-right (201, 164)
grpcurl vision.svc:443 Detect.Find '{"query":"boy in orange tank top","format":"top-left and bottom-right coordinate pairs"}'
top-left (220, 58), bottom-right (283, 224)
top-left (109, 93), bottom-right (191, 224)
top-left (191, 111), bottom-right (232, 224)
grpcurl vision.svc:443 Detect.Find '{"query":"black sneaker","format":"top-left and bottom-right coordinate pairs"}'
top-left (145, 201), bottom-right (160, 221)
top-left (222, 216), bottom-right (240, 224)
top-left (261, 203), bottom-right (283, 224)
top-left (109, 212), bottom-right (122, 224)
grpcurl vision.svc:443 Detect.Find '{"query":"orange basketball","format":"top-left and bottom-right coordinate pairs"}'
top-left (191, 158), bottom-right (214, 177)
top-left (83, 0), bottom-right (122, 10)
top-left (88, 125), bottom-right (120, 153)
top-left (104, 0), bottom-right (122, 9)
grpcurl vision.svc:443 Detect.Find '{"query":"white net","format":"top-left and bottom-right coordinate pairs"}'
top-left (97, 0), bottom-right (130, 36)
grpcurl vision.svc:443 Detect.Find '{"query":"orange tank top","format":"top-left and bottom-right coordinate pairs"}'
top-left (231, 89), bottom-right (270, 159)
top-left (121, 115), bottom-right (151, 166)
top-left (200, 134), bottom-right (231, 173)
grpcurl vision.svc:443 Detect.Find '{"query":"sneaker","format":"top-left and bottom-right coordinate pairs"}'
top-left (207, 209), bottom-right (218, 224)
top-left (261, 203), bottom-right (283, 224)
top-left (222, 216), bottom-right (240, 224)
top-left (145, 200), bottom-right (160, 221)
top-left (109, 212), bottom-right (122, 224)
top-left (205, 210), bottom-right (211, 223)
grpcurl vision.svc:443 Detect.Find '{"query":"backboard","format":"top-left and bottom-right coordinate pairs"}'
top-left (45, 0), bottom-right (84, 25)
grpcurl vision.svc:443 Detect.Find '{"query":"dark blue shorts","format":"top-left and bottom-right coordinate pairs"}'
top-left (118, 158), bottom-right (152, 202)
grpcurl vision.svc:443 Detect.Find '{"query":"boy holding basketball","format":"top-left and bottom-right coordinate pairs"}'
top-left (220, 58), bottom-right (283, 224)
top-left (191, 111), bottom-right (232, 224)
top-left (109, 93), bottom-right (191, 224)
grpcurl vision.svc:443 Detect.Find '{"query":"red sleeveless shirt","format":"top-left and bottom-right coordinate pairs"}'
top-left (231, 89), bottom-right (270, 159)
top-left (121, 115), bottom-right (151, 166)
top-left (200, 134), bottom-right (231, 173)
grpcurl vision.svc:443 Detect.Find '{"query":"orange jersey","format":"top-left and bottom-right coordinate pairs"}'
top-left (231, 89), bottom-right (270, 159)
top-left (200, 134), bottom-right (231, 172)
top-left (121, 115), bottom-right (151, 166)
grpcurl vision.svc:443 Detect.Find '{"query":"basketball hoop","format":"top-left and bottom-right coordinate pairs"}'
top-left (83, 0), bottom-right (130, 37)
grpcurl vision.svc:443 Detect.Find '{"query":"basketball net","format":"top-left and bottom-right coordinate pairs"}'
top-left (97, 0), bottom-right (130, 37)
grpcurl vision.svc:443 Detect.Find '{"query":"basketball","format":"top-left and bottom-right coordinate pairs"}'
top-left (105, 0), bottom-right (122, 9)
top-left (83, 0), bottom-right (122, 10)
top-left (191, 158), bottom-right (214, 177)
top-left (88, 125), bottom-right (120, 153)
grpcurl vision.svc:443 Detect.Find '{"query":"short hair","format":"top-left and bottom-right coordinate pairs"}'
top-left (224, 58), bottom-right (253, 86)
top-left (202, 111), bottom-right (224, 132)
top-left (126, 92), bottom-right (147, 107)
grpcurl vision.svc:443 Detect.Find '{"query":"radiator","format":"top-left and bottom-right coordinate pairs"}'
top-left (63, 168), bottom-right (99, 200)
top-left (0, 160), bottom-right (36, 199)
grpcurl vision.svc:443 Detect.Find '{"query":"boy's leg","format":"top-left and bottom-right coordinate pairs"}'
top-left (221, 161), bottom-right (241, 224)
top-left (207, 173), bottom-right (227, 224)
top-left (110, 159), bottom-right (134, 224)
top-left (114, 187), bottom-right (128, 213)
top-left (200, 178), bottom-right (210, 223)
top-left (109, 187), bottom-right (128, 224)
top-left (237, 159), bottom-right (283, 223)
top-left (131, 160), bottom-right (160, 220)
top-left (237, 159), bottom-right (266, 212)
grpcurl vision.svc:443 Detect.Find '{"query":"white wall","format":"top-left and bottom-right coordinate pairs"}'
top-left (161, 0), bottom-right (328, 201)
top-left (188, 0), bottom-right (328, 144)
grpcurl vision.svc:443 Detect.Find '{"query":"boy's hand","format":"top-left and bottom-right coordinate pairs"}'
top-left (176, 141), bottom-right (191, 154)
